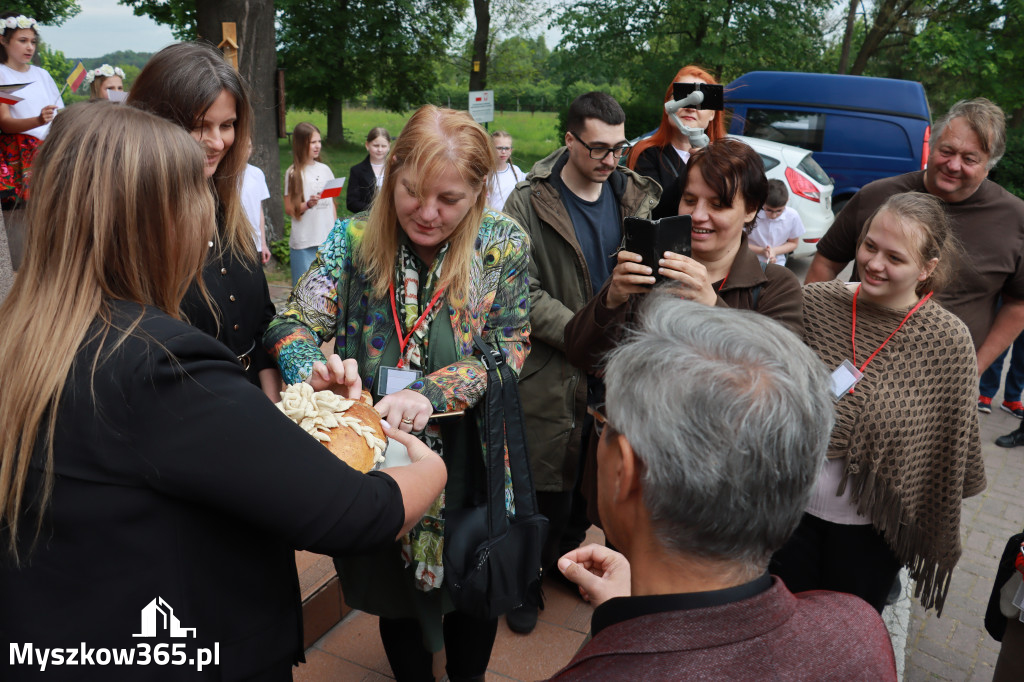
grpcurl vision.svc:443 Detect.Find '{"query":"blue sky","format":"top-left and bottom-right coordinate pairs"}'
top-left (41, 0), bottom-right (176, 59)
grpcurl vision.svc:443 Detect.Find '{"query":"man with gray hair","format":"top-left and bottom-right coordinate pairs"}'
top-left (807, 98), bottom-right (1024, 379)
top-left (550, 296), bottom-right (897, 680)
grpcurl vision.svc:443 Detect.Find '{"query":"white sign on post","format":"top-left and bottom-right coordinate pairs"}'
top-left (468, 90), bottom-right (494, 124)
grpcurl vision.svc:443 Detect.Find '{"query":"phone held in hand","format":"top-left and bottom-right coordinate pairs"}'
top-left (622, 215), bottom-right (692, 283)
top-left (671, 82), bottom-right (725, 110)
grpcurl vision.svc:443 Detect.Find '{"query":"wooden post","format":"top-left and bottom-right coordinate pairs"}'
top-left (218, 22), bottom-right (239, 70)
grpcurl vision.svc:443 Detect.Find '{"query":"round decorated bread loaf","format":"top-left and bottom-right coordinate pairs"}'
top-left (276, 384), bottom-right (387, 473)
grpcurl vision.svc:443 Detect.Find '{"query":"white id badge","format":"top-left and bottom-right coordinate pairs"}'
top-left (830, 360), bottom-right (862, 400)
top-left (377, 366), bottom-right (423, 398)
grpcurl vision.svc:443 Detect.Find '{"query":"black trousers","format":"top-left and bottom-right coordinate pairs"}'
top-left (378, 610), bottom-right (497, 682)
top-left (769, 512), bottom-right (902, 613)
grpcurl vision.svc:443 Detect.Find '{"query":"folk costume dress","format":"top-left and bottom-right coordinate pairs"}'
top-left (0, 63), bottom-right (62, 208)
top-left (264, 210), bottom-right (530, 649)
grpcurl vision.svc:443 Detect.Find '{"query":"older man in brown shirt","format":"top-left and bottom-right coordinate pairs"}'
top-left (806, 98), bottom-right (1024, 375)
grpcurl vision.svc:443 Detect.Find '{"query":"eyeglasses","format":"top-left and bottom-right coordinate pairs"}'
top-left (587, 405), bottom-right (616, 438)
top-left (495, 146), bottom-right (512, 152)
top-left (569, 132), bottom-right (632, 160)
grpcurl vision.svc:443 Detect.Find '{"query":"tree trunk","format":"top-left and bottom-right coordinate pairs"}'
top-left (194, 1), bottom-right (284, 242)
top-left (839, 0), bottom-right (859, 74)
top-left (848, 0), bottom-right (915, 75)
top-left (469, 0), bottom-right (490, 91)
top-left (326, 97), bottom-right (343, 145)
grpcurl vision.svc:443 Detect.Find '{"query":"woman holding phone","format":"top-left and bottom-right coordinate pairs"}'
top-left (565, 138), bottom-right (803, 529)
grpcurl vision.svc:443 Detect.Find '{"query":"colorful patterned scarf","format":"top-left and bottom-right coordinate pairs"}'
top-left (395, 242), bottom-right (449, 591)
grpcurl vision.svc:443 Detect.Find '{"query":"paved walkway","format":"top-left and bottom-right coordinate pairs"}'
top-left (902, 401), bottom-right (1023, 681)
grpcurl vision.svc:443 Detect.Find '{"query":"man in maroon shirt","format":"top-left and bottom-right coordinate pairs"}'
top-left (550, 296), bottom-right (897, 681)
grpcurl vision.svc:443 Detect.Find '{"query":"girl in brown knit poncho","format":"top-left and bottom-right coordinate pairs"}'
top-left (770, 192), bottom-right (986, 614)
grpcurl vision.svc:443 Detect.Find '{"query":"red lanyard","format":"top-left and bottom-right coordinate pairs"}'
top-left (851, 284), bottom-right (932, 374)
top-left (389, 280), bottom-right (446, 369)
top-left (716, 270), bottom-right (730, 293)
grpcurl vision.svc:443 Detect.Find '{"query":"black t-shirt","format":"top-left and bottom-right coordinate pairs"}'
top-left (551, 170), bottom-right (622, 295)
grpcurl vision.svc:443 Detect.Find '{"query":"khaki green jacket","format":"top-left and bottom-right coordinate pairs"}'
top-left (504, 148), bottom-right (660, 491)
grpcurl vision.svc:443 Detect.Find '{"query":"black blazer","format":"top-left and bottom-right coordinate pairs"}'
top-left (346, 156), bottom-right (378, 214)
top-left (634, 144), bottom-right (688, 219)
top-left (0, 302), bottom-right (404, 681)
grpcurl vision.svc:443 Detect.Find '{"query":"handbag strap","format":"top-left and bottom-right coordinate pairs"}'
top-left (472, 335), bottom-right (539, 534)
top-left (494, 345), bottom-right (540, 517)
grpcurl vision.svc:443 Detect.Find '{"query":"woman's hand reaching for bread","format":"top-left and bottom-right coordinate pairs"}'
top-left (309, 355), bottom-right (362, 398)
top-left (375, 389), bottom-right (433, 433)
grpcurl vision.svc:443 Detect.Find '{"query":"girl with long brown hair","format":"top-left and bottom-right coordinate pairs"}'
top-left (128, 41), bottom-right (281, 400)
top-left (0, 100), bottom-right (447, 681)
top-left (628, 65), bottom-right (726, 218)
top-left (285, 121), bottom-right (336, 284)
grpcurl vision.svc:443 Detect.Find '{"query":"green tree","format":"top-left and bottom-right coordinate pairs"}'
top-left (553, 0), bottom-right (829, 138)
top-left (37, 40), bottom-right (72, 88)
top-left (6, 1), bottom-right (79, 26)
top-left (119, 0), bottom-right (196, 39)
top-left (277, 0), bottom-right (467, 143)
top-left (904, 0), bottom-right (1024, 126)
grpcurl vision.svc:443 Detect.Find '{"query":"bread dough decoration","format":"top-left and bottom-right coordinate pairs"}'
top-left (277, 383), bottom-right (387, 473)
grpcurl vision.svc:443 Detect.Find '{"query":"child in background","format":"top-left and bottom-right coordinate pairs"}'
top-left (285, 122), bottom-right (336, 285)
top-left (487, 130), bottom-right (523, 210)
top-left (241, 140), bottom-right (271, 264)
top-left (748, 179), bottom-right (805, 266)
top-left (85, 64), bottom-right (125, 100)
top-left (346, 127), bottom-right (390, 214)
top-left (0, 13), bottom-right (62, 210)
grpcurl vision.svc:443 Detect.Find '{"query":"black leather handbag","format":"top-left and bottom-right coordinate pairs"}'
top-left (442, 335), bottom-right (549, 620)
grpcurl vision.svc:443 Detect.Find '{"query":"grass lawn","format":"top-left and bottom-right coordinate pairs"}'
top-left (270, 107), bottom-right (560, 264)
top-left (278, 108), bottom-right (560, 210)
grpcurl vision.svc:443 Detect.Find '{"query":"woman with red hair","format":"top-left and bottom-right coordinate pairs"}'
top-left (628, 65), bottom-right (726, 218)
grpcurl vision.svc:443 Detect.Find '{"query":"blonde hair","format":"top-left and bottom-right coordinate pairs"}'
top-left (89, 75), bottom-right (122, 100)
top-left (0, 102), bottom-right (214, 560)
top-left (360, 105), bottom-right (495, 303)
top-left (287, 121), bottom-right (320, 207)
top-left (858, 191), bottom-right (963, 295)
top-left (127, 42), bottom-right (255, 264)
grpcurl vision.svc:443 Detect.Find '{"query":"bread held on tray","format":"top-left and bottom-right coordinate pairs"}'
top-left (276, 383), bottom-right (387, 473)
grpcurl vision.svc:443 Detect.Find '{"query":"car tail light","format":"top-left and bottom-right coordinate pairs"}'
top-left (785, 167), bottom-right (820, 202)
top-left (921, 125), bottom-right (931, 169)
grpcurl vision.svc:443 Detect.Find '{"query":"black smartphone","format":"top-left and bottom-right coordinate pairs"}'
top-left (622, 215), bottom-right (692, 283)
top-left (672, 82), bottom-right (725, 110)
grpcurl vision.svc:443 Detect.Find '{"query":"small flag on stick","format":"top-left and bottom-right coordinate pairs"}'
top-left (0, 92), bottom-right (23, 106)
top-left (319, 177), bottom-right (346, 200)
top-left (66, 62), bottom-right (87, 93)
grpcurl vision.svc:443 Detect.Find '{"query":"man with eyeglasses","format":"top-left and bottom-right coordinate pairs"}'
top-left (503, 91), bottom-right (660, 635)
top-left (550, 296), bottom-right (897, 680)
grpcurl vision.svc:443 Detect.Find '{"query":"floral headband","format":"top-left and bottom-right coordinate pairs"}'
top-left (84, 64), bottom-right (126, 85)
top-left (3, 16), bottom-right (38, 32)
